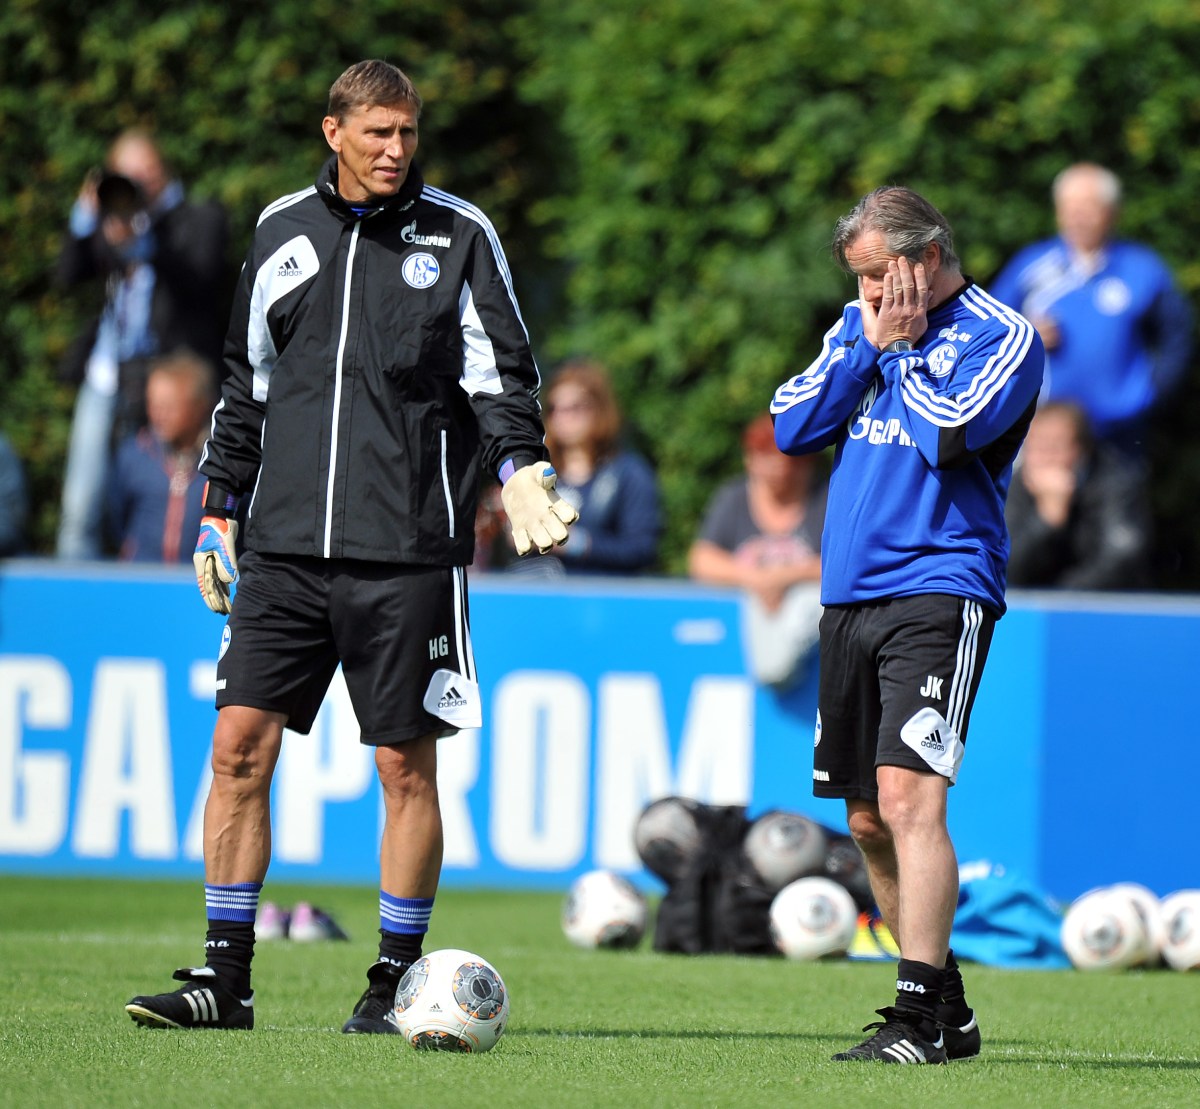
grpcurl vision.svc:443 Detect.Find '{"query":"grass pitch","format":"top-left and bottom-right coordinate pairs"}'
top-left (1, 875), bottom-right (1197, 1108)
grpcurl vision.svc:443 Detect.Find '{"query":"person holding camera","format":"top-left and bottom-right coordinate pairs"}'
top-left (55, 129), bottom-right (230, 560)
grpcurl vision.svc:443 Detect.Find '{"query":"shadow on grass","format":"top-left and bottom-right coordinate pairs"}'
top-left (518, 1028), bottom-right (827, 1041)
top-left (1005, 1055), bottom-right (1200, 1071)
top-left (515, 1027), bottom-right (1020, 1045)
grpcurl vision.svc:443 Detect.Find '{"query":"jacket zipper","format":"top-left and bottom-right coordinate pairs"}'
top-left (323, 221), bottom-right (361, 557)
top-left (440, 428), bottom-right (456, 539)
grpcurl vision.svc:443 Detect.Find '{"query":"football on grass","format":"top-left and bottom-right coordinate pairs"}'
top-left (769, 876), bottom-right (858, 960)
top-left (562, 869), bottom-right (648, 949)
top-left (1108, 882), bottom-right (1166, 966)
top-left (1159, 889), bottom-right (1200, 971)
top-left (392, 948), bottom-right (509, 1052)
top-left (1061, 887), bottom-right (1148, 971)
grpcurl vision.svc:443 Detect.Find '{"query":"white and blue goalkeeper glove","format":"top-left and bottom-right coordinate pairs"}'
top-left (193, 515), bottom-right (239, 614)
top-left (500, 462), bottom-right (579, 556)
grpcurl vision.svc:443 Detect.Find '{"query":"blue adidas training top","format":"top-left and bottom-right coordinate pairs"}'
top-left (771, 283), bottom-right (1045, 614)
top-left (989, 237), bottom-right (1191, 445)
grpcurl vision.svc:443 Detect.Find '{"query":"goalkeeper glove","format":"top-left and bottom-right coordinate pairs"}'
top-left (193, 515), bottom-right (239, 614)
top-left (500, 462), bottom-right (579, 556)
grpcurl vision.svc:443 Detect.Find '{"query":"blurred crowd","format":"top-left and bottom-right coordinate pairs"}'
top-left (1, 144), bottom-right (1194, 667)
top-left (5, 128), bottom-right (230, 565)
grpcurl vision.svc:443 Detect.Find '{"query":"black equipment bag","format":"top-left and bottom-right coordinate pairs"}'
top-left (650, 803), bottom-right (777, 955)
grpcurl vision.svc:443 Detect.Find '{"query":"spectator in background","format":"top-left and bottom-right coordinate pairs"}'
top-left (55, 128), bottom-right (229, 559)
top-left (108, 350), bottom-right (216, 563)
top-left (0, 432), bottom-right (29, 557)
top-left (990, 163), bottom-right (1192, 459)
top-left (479, 360), bottom-right (660, 575)
top-left (688, 413), bottom-right (827, 689)
top-left (1006, 401), bottom-right (1150, 591)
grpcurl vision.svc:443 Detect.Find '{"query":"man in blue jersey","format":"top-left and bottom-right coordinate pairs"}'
top-left (990, 163), bottom-right (1191, 458)
top-left (771, 187), bottom-right (1045, 1064)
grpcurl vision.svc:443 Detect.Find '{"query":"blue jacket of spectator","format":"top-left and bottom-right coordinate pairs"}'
top-left (107, 429), bottom-right (205, 563)
top-left (554, 449), bottom-right (661, 574)
top-left (990, 237), bottom-right (1192, 453)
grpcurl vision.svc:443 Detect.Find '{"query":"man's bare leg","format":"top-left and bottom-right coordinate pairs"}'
top-left (124, 705), bottom-right (285, 1028)
top-left (342, 732), bottom-right (444, 1035)
top-left (377, 733), bottom-right (443, 896)
top-left (203, 706), bottom-right (286, 884)
top-left (875, 765), bottom-right (955, 968)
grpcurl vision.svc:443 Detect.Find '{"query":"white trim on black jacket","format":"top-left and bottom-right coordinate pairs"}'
top-left (201, 158), bottom-right (547, 566)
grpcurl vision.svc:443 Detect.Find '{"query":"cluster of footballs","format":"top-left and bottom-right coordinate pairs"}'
top-left (1061, 883), bottom-right (1200, 972)
top-left (562, 800), bottom-right (866, 961)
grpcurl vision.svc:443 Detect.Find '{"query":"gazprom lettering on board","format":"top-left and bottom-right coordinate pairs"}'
top-left (4, 564), bottom-right (1199, 900)
top-left (0, 567), bottom-right (829, 887)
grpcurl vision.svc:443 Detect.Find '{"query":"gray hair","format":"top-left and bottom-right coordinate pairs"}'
top-left (1052, 163), bottom-right (1121, 208)
top-left (832, 186), bottom-right (961, 274)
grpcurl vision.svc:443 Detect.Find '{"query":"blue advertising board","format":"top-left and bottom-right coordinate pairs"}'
top-left (1, 562), bottom-right (1196, 901)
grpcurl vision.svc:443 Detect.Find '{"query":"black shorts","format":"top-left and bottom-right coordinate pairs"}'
top-left (813, 594), bottom-right (996, 800)
top-left (215, 551), bottom-right (480, 744)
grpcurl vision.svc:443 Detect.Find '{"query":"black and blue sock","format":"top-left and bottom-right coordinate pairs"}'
top-left (374, 892), bottom-right (434, 985)
top-left (203, 881), bottom-right (261, 998)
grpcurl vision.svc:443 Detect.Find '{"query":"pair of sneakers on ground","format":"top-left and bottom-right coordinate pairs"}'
top-left (833, 1004), bottom-right (981, 1064)
top-left (124, 960), bottom-right (403, 1035)
top-left (254, 902), bottom-right (349, 943)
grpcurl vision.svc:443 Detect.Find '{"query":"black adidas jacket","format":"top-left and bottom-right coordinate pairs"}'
top-left (200, 157), bottom-right (547, 566)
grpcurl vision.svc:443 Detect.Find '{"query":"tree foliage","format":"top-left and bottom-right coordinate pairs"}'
top-left (518, 0), bottom-right (1200, 577)
top-left (1, 0), bottom-right (552, 550)
top-left (3, 0), bottom-right (1199, 583)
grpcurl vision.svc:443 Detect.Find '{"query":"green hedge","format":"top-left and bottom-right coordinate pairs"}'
top-left (518, 0), bottom-right (1200, 579)
top-left (1, 0), bottom-right (554, 551)
top-left (4, 0), bottom-right (1199, 584)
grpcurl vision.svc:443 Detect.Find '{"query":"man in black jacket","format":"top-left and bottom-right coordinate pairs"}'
top-left (125, 60), bottom-right (577, 1034)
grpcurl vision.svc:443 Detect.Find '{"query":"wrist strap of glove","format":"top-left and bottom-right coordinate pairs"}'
top-left (498, 454), bottom-right (544, 485)
top-left (202, 481), bottom-right (239, 519)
